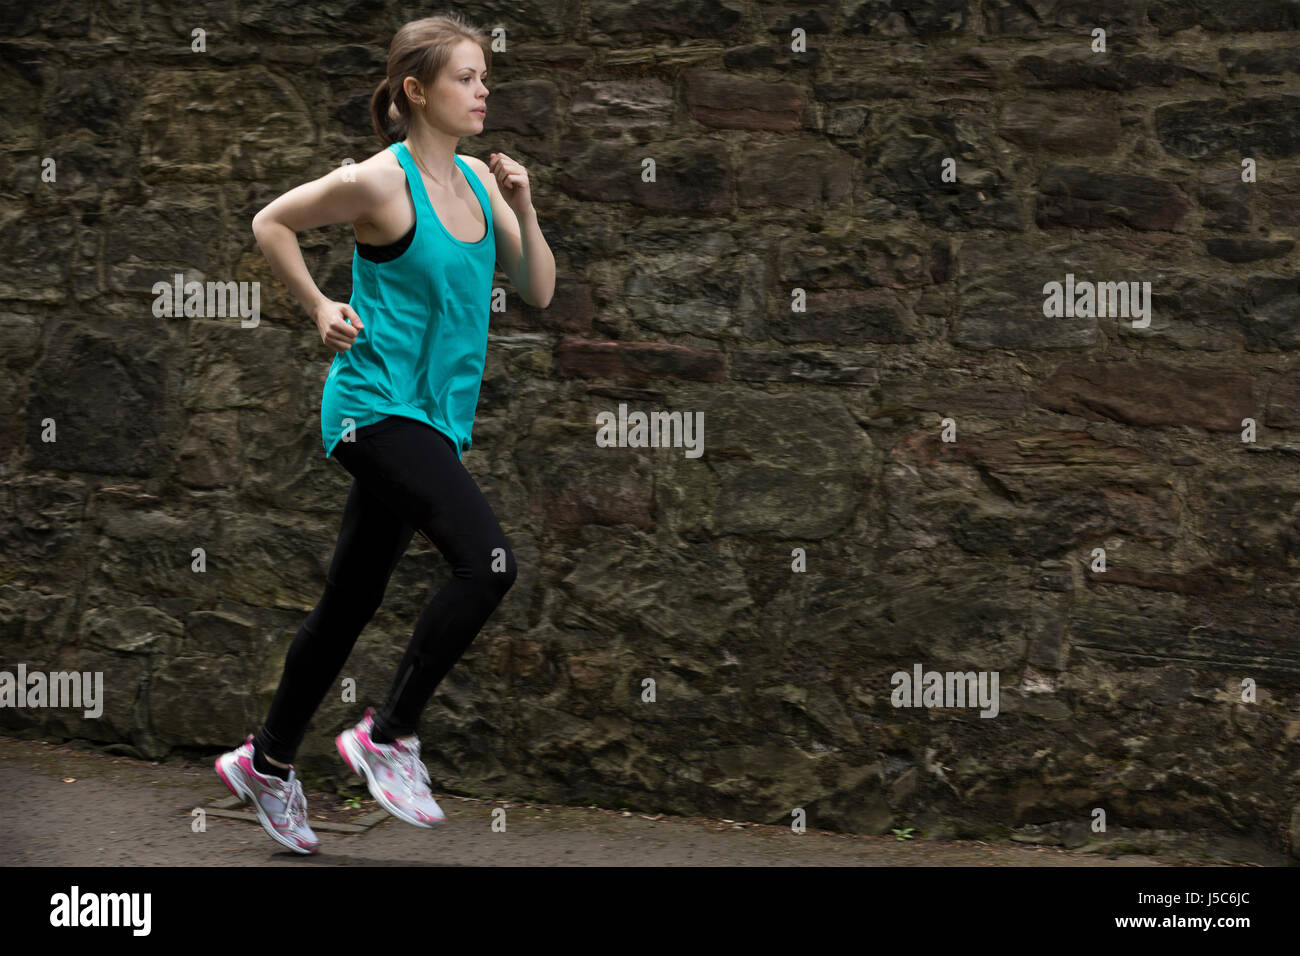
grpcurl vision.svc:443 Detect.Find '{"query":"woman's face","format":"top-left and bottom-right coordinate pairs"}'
top-left (428, 38), bottom-right (489, 133)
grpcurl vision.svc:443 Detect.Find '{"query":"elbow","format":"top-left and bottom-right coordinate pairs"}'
top-left (251, 209), bottom-right (274, 239)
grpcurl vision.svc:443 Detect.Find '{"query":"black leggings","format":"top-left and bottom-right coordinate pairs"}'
top-left (253, 416), bottom-right (517, 764)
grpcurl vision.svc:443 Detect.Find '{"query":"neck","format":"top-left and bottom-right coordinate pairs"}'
top-left (404, 126), bottom-right (459, 185)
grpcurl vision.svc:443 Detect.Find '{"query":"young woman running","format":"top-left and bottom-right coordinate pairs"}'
top-left (215, 13), bottom-right (555, 854)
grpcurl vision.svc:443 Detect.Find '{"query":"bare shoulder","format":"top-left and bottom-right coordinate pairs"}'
top-left (350, 146), bottom-right (407, 236)
top-left (360, 146), bottom-right (404, 191)
top-left (459, 153), bottom-right (494, 192)
top-left (371, 145), bottom-right (401, 167)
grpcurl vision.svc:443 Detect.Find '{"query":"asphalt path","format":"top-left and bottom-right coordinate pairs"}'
top-left (0, 735), bottom-right (1249, 867)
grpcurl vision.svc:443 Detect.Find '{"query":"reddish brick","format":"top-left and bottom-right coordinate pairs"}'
top-left (1034, 361), bottom-right (1253, 431)
top-left (682, 69), bottom-right (806, 131)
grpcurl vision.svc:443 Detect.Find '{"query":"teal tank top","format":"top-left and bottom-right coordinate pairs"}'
top-left (321, 140), bottom-right (495, 461)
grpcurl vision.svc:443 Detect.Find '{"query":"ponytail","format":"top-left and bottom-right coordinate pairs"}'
top-left (370, 79), bottom-right (407, 146)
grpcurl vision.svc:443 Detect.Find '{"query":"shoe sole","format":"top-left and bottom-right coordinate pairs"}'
top-left (335, 730), bottom-right (444, 829)
top-left (214, 753), bottom-right (319, 855)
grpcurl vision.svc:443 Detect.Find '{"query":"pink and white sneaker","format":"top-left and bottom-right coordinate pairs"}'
top-left (335, 707), bottom-right (446, 828)
top-left (214, 735), bottom-right (319, 854)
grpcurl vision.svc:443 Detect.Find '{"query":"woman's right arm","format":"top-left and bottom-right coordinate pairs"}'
top-left (251, 159), bottom-right (386, 349)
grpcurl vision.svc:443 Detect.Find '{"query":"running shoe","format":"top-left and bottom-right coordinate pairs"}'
top-left (335, 707), bottom-right (446, 828)
top-left (214, 735), bottom-right (320, 854)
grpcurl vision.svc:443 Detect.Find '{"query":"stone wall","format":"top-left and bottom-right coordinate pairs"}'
top-left (2, 1), bottom-right (1299, 861)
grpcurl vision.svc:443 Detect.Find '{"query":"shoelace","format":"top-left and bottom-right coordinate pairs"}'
top-left (393, 739), bottom-right (433, 796)
top-left (281, 774), bottom-right (309, 829)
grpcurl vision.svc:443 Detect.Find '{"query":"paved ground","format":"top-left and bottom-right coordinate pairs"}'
top-left (0, 735), bottom-right (1263, 866)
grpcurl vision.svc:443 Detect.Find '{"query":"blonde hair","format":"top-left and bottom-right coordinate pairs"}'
top-left (370, 13), bottom-right (491, 146)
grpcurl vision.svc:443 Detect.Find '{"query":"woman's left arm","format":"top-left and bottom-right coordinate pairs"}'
top-left (477, 152), bottom-right (555, 309)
